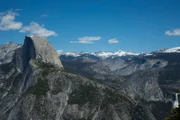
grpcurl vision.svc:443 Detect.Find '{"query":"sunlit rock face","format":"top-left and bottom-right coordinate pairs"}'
top-left (22, 36), bottom-right (63, 71)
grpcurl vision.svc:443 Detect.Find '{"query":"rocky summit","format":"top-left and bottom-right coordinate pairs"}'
top-left (22, 36), bottom-right (63, 70)
top-left (0, 36), bottom-right (179, 120)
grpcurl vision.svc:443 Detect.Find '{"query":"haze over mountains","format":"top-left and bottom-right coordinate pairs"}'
top-left (0, 36), bottom-right (180, 120)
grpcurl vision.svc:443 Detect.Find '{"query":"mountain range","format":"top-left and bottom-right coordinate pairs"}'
top-left (58, 47), bottom-right (180, 58)
top-left (0, 36), bottom-right (180, 120)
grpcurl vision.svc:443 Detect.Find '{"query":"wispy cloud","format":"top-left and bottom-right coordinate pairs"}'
top-left (0, 10), bottom-right (23, 30)
top-left (108, 38), bottom-right (119, 44)
top-left (20, 22), bottom-right (57, 37)
top-left (40, 14), bottom-right (48, 18)
top-left (70, 36), bottom-right (102, 44)
top-left (165, 29), bottom-right (180, 36)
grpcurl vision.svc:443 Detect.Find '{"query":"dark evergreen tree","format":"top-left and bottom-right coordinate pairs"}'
top-left (164, 105), bottom-right (180, 120)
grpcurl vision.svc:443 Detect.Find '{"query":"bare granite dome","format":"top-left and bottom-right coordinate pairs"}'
top-left (22, 36), bottom-right (63, 70)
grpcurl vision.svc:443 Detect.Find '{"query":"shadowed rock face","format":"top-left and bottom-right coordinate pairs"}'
top-left (22, 36), bottom-right (63, 71)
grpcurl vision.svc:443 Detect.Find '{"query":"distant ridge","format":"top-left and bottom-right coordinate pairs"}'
top-left (58, 47), bottom-right (180, 59)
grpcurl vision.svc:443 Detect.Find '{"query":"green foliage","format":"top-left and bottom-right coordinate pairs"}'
top-left (51, 79), bottom-right (64, 94)
top-left (25, 61), bottom-right (54, 97)
top-left (164, 105), bottom-right (180, 120)
top-left (26, 77), bottom-right (49, 97)
top-left (150, 101), bottom-right (172, 120)
top-left (34, 59), bottom-right (58, 73)
top-left (68, 84), bottom-right (101, 107)
top-left (100, 88), bottom-right (130, 109)
top-left (118, 77), bottom-right (127, 81)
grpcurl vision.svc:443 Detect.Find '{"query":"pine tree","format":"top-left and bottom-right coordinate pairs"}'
top-left (164, 105), bottom-right (180, 120)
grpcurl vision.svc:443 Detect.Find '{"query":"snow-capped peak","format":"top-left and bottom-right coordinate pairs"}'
top-left (114, 50), bottom-right (139, 56)
top-left (57, 50), bottom-right (140, 58)
top-left (57, 47), bottom-right (180, 58)
top-left (57, 50), bottom-right (80, 57)
top-left (93, 50), bottom-right (139, 58)
top-left (159, 47), bottom-right (180, 53)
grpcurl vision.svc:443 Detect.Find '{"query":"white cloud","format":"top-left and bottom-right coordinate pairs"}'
top-left (70, 36), bottom-right (102, 44)
top-left (0, 10), bottom-right (23, 30)
top-left (40, 14), bottom-right (48, 18)
top-left (108, 38), bottom-right (119, 44)
top-left (0, 10), bottom-right (57, 37)
top-left (20, 22), bottom-right (57, 37)
top-left (165, 29), bottom-right (180, 36)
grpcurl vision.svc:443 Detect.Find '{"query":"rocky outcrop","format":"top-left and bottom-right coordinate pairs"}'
top-left (22, 36), bottom-right (63, 71)
top-left (0, 42), bottom-right (21, 65)
top-left (0, 36), bottom-right (65, 120)
top-left (123, 70), bottom-right (164, 101)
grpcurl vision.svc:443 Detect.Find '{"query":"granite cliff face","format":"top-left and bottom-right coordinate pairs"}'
top-left (0, 36), bottom-right (177, 120)
top-left (0, 36), bottom-right (63, 120)
top-left (22, 36), bottom-right (63, 70)
top-left (0, 42), bottom-right (21, 65)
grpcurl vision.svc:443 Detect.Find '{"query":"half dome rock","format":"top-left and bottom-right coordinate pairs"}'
top-left (22, 36), bottom-right (63, 70)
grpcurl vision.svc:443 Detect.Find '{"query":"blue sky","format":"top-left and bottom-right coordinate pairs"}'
top-left (0, 0), bottom-right (180, 52)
